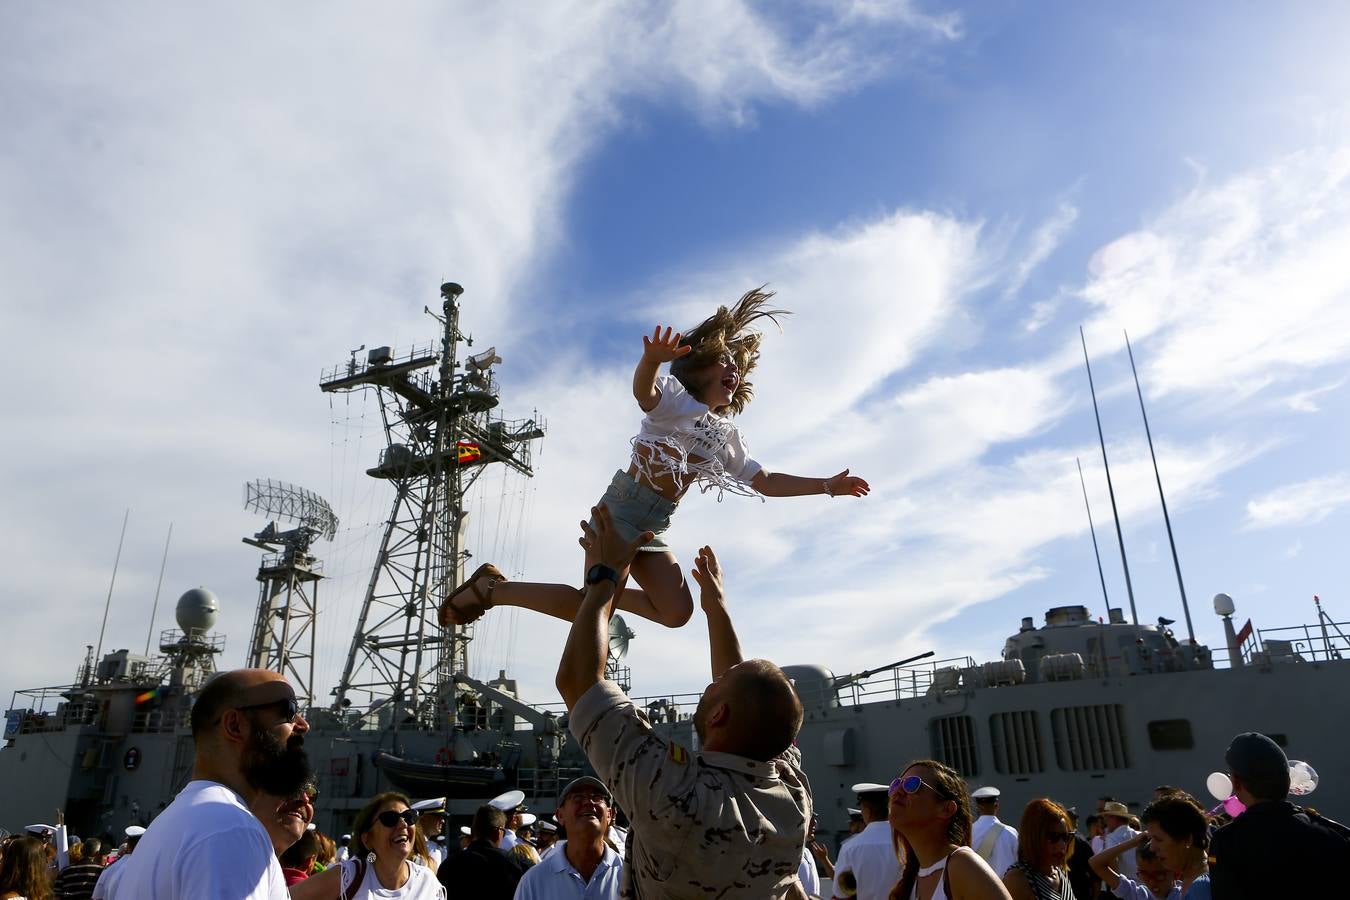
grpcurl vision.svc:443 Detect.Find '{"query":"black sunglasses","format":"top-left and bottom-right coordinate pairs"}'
top-left (376, 809), bottom-right (419, 828)
top-left (240, 697), bottom-right (301, 723)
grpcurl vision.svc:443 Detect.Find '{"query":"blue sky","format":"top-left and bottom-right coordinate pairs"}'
top-left (4, 1), bottom-right (1350, 710)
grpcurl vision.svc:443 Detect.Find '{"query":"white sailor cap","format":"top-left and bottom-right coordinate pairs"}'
top-left (24, 824), bottom-right (55, 837)
top-left (489, 789), bottom-right (526, 812)
top-left (971, 786), bottom-right (1001, 800)
top-left (125, 825), bottom-right (147, 838)
top-left (518, 813), bottom-right (538, 827)
top-left (433, 834), bottom-right (447, 844)
top-left (459, 825), bottom-right (472, 836)
top-left (306, 823), bottom-right (317, 831)
top-left (538, 820), bottom-right (558, 833)
top-left (341, 834), bottom-right (352, 841)
top-left (411, 797), bottom-right (448, 815)
top-left (851, 782), bottom-right (890, 797)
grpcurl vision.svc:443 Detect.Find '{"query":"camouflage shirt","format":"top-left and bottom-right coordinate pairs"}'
top-left (570, 679), bottom-right (811, 899)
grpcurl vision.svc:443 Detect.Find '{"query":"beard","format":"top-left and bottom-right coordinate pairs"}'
top-left (242, 724), bottom-right (313, 798)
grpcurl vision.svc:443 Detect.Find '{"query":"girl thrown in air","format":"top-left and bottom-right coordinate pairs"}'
top-left (438, 287), bottom-right (870, 630)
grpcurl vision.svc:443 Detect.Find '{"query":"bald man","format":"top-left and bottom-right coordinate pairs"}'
top-left (110, 669), bottom-right (311, 899)
top-left (557, 506), bottom-right (810, 899)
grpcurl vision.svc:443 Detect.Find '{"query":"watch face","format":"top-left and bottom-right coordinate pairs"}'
top-left (587, 564), bottom-right (615, 585)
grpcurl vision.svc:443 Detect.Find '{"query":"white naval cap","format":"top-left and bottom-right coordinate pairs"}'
top-left (971, 786), bottom-right (1001, 800)
top-left (538, 820), bottom-right (558, 833)
top-left (125, 825), bottom-right (147, 837)
top-left (518, 813), bottom-right (538, 827)
top-left (306, 823), bottom-right (317, 831)
top-left (459, 826), bottom-right (472, 836)
top-left (488, 789), bottom-right (526, 812)
top-left (851, 782), bottom-right (890, 797)
top-left (24, 824), bottom-right (55, 837)
top-left (847, 808), bottom-right (862, 817)
top-left (411, 797), bottom-right (448, 815)
top-left (341, 834), bottom-right (352, 841)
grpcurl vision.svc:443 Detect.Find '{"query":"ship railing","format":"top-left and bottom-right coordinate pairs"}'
top-left (1207, 619), bottom-right (1350, 668)
top-left (829, 655), bottom-right (980, 708)
top-left (321, 342), bottom-right (439, 384)
top-left (258, 552), bottom-right (325, 574)
top-left (5, 686), bottom-right (99, 736)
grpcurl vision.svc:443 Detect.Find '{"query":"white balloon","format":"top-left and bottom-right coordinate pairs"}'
top-left (1206, 771), bottom-right (1232, 801)
top-left (1289, 760), bottom-right (1319, 796)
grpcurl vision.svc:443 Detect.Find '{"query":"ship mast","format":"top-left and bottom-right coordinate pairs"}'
top-left (320, 282), bottom-right (544, 731)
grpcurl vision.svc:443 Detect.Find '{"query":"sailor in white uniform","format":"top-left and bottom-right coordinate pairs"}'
top-left (833, 783), bottom-right (901, 900)
top-left (411, 796), bottom-right (449, 869)
top-left (489, 789), bottom-right (527, 850)
top-left (970, 786), bottom-right (1019, 877)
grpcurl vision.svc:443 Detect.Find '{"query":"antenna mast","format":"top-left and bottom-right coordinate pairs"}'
top-left (1080, 327), bottom-right (1138, 625)
top-left (1124, 331), bottom-right (1195, 643)
top-left (242, 479), bottom-right (339, 707)
top-left (320, 282), bottom-right (544, 731)
top-left (1075, 457), bottom-right (1111, 620)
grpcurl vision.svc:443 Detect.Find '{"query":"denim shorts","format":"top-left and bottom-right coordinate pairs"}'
top-left (593, 470), bottom-right (678, 553)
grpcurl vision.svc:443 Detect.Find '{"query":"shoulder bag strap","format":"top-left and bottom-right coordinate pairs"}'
top-left (343, 857), bottom-right (366, 900)
top-left (975, 825), bottom-right (1001, 860)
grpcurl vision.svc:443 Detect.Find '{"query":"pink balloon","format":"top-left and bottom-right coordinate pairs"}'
top-left (1223, 795), bottom-right (1246, 817)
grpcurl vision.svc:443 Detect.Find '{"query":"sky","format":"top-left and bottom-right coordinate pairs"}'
top-left (4, 1), bottom-right (1350, 713)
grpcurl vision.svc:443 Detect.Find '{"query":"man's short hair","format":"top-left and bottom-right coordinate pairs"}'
top-left (82, 838), bottom-right (102, 857)
top-left (857, 793), bottom-right (888, 819)
top-left (189, 670), bottom-right (295, 739)
top-left (471, 805), bottom-right (507, 842)
top-left (279, 830), bottom-right (322, 869)
top-left (727, 659), bottom-right (803, 761)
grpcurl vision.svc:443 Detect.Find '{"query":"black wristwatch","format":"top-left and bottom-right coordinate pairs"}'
top-left (585, 564), bottom-right (619, 586)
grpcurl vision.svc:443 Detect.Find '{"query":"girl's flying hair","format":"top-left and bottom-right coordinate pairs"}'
top-left (669, 286), bottom-right (789, 416)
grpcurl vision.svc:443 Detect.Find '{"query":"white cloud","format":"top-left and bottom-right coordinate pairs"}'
top-left (1005, 202), bottom-right (1079, 300)
top-left (1244, 474), bottom-right (1350, 530)
top-left (1077, 145), bottom-right (1350, 401)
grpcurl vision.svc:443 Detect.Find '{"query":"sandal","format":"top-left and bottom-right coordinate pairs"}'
top-left (438, 563), bottom-right (506, 626)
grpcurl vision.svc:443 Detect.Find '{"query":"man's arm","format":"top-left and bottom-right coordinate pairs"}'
top-left (555, 505), bottom-right (653, 710)
top-left (690, 545), bottom-right (742, 678)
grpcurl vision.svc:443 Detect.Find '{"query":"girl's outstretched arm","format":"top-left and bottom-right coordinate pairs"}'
top-left (750, 468), bottom-right (870, 498)
top-left (633, 325), bottom-right (691, 411)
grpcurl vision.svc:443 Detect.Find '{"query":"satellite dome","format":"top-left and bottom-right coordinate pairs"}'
top-left (176, 587), bottom-right (219, 633)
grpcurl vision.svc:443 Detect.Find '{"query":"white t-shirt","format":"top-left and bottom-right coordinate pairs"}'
top-left (631, 374), bottom-right (763, 496)
top-left (107, 780), bottom-right (288, 899)
top-left (833, 821), bottom-right (901, 900)
top-left (971, 815), bottom-right (1019, 877)
top-left (340, 857), bottom-right (446, 899)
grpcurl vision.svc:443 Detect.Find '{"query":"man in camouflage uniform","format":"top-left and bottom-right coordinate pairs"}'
top-left (556, 505), bottom-right (812, 899)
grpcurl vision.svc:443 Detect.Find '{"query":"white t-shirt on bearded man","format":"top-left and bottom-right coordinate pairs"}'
top-left (107, 780), bottom-right (288, 899)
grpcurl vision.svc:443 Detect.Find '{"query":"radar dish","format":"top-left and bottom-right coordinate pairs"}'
top-left (608, 614), bottom-right (635, 660)
top-left (243, 479), bottom-right (339, 541)
top-left (176, 587), bottom-right (219, 633)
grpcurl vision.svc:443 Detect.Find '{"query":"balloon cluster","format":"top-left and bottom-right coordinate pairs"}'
top-left (1206, 760), bottom-right (1318, 817)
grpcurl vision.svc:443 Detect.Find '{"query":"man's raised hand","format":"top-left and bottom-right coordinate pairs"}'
top-left (690, 545), bottom-right (726, 611)
top-left (578, 503), bottom-right (653, 576)
top-left (826, 468), bottom-right (871, 498)
top-left (641, 325), bottom-right (693, 364)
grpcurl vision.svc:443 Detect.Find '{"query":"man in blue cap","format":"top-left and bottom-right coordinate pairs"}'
top-left (1208, 731), bottom-right (1348, 898)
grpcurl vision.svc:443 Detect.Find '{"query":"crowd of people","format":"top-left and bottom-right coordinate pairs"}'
top-left (2, 301), bottom-right (1347, 898)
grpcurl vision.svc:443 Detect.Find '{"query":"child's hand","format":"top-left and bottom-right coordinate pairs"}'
top-left (642, 325), bottom-right (693, 363)
top-left (690, 545), bottom-right (726, 609)
top-left (826, 469), bottom-right (870, 498)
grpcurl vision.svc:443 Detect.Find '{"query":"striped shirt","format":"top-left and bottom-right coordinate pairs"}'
top-left (55, 862), bottom-right (105, 900)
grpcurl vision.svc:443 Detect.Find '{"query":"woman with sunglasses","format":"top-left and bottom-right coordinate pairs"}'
top-left (1002, 799), bottom-right (1075, 900)
top-left (291, 792), bottom-right (446, 899)
top-left (887, 761), bottom-right (1012, 900)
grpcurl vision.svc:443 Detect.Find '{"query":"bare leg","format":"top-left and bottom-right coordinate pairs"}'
top-left (477, 551), bottom-right (693, 628)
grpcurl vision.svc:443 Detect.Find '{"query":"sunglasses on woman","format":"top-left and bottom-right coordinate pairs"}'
top-left (889, 774), bottom-right (943, 797)
top-left (376, 809), bottom-right (419, 828)
top-left (1047, 831), bottom-right (1072, 844)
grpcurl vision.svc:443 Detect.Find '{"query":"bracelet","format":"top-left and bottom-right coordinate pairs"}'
top-left (822, 480), bottom-right (833, 497)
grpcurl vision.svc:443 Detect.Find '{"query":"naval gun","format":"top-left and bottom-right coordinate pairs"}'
top-left (784, 651), bottom-right (936, 710)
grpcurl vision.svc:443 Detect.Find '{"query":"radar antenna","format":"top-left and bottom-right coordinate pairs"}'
top-left (605, 615), bottom-right (635, 693)
top-left (242, 479), bottom-right (340, 706)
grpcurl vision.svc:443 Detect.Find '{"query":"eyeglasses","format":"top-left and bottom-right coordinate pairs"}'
top-left (239, 697), bottom-right (301, 724)
top-left (1047, 831), bottom-right (1073, 844)
top-left (889, 774), bottom-right (943, 798)
top-left (376, 809), bottom-right (419, 828)
top-left (565, 791), bottom-right (611, 806)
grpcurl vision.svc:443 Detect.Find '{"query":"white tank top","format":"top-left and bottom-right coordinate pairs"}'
top-left (910, 848), bottom-right (961, 900)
